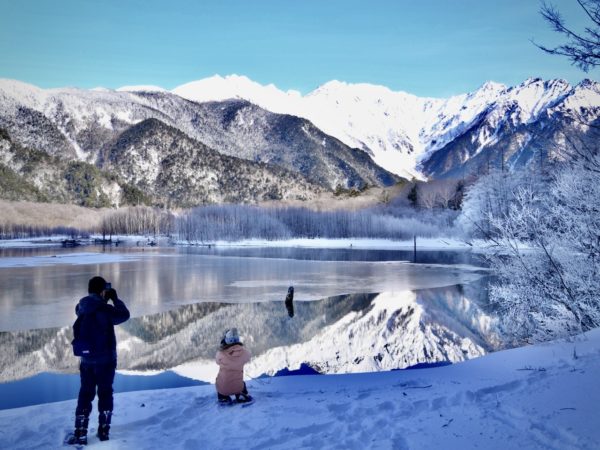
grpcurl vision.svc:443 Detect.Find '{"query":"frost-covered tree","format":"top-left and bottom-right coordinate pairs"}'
top-left (101, 206), bottom-right (174, 237)
top-left (175, 204), bottom-right (460, 242)
top-left (460, 156), bottom-right (600, 342)
top-left (457, 170), bottom-right (536, 239)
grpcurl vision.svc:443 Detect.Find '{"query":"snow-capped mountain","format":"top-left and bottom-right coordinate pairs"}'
top-left (0, 75), bottom-right (597, 207)
top-left (0, 80), bottom-right (399, 205)
top-left (174, 75), bottom-right (600, 179)
top-left (420, 78), bottom-right (600, 178)
top-left (0, 79), bottom-right (397, 206)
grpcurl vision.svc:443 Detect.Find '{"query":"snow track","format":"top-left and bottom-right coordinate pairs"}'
top-left (1, 329), bottom-right (599, 449)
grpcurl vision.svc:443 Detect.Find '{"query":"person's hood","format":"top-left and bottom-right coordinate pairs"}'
top-left (76, 293), bottom-right (105, 316)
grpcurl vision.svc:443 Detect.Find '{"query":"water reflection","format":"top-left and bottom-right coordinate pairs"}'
top-left (0, 248), bottom-right (488, 331)
top-left (0, 281), bottom-right (500, 387)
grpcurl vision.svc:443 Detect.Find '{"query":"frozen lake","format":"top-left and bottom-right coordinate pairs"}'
top-left (0, 245), bottom-right (485, 331)
top-left (0, 244), bottom-right (495, 409)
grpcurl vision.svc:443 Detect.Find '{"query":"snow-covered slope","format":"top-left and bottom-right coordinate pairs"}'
top-left (1, 75), bottom-right (597, 191)
top-left (1, 328), bottom-right (598, 449)
top-left (0, 79), bottom-right (398, 196)
top-left (173, 75), bottom-right (600, 179)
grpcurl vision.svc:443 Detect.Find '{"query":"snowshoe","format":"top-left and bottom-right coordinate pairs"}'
top-left (97, 424), bottom-right (110, 441)
top-left (64, 414), bottom-right (88, 447)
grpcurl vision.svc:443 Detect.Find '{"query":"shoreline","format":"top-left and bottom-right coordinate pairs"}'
top-left (0, 235), bottom-right (477, 251)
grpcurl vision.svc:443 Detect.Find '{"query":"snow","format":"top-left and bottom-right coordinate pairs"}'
top-left (1, 328), bottom-right (599, 449)
top-left (170, 74), bottom-right (600, 180)
top-left (0, 238), bottom-right (65, 248)
top-left (2, 76), bottom-right (597, 180)
top-left (175, 237), bottom-right (475, 250)
top-left (116, 85), bottom-right (168, 93)
top-left (0, 252), bottom-right (145, 268)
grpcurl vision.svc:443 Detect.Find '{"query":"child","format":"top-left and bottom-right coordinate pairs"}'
top-left (215, 328), bottom-right (253, 404)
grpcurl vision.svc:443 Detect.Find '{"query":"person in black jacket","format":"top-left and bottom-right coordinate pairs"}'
top-left (67, 276), bottom-right (130, 446)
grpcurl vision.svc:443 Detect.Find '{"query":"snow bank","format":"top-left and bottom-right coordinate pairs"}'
top-left (0, 252), bottom-right (145, 268)
top-left (176, 237), bottom-right (475, 251)
top-left (1, 329), bottom-right (599, 449)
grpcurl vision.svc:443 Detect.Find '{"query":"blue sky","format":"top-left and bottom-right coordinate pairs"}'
top-left (0, 0), bottom-right (596, 96)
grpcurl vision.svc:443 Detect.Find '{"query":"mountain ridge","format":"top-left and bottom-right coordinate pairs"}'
top-left (0, 80), bottom-right (400, 206)
top-left (171, 74), bottom-right (600, 179)
top-left (0, 75), bottom-right (598, 207)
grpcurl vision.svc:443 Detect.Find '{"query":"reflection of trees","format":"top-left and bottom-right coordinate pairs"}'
top-left (122, 302), bottom-right (225, 343)
top-left (0, 326), bottom-right (75, 382)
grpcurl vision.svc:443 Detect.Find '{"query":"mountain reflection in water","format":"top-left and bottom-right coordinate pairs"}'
top-left (0, 280), bottom-right (500, 385)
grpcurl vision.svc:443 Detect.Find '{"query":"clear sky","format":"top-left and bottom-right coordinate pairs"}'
top-left (0, 0), bottom-right (597, 97)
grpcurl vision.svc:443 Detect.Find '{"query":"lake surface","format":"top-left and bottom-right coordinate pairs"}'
top-left (0, 245), bottom-right (485, 331)
top-left (0, 244), bottom-right (495, 409)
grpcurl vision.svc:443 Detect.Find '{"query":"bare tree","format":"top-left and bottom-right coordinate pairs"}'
top-left (534, 0), bottom-right (600, 71)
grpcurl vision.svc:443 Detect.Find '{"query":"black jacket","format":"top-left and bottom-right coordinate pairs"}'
top-left (75, 293), bottom-right (130, 364)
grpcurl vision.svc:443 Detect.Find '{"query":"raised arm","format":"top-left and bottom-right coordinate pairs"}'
top-left (103, 289), bottom-right (130, 325)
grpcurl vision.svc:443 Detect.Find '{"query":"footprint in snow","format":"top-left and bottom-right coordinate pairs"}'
top-left (327, 402), bottom-right (351, 414)
top-left (377, 400), bottom-right (395, 412)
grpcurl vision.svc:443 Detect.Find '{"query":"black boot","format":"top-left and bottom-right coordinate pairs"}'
top-left (66, 414), bottom-right (89, 446)
top-left (235, 392), bottom-right (253, 403)
top-left (97, 411), bottom-right (112, 441)
top-left (217, 393), bottom-right (233, 405)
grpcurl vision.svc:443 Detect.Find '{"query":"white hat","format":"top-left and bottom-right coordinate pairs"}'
top-left (223, 328), bottom-right (240, 345)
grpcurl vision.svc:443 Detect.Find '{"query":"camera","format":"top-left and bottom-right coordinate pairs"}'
top-left (105, 282), bottom-right (112, 290)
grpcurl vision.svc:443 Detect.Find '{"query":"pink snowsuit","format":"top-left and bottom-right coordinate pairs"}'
top-left (215, 344), bottom-right (251, 396)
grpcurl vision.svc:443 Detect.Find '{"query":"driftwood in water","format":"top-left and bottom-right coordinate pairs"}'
top-left (285, 286), bottom-right (294, 317)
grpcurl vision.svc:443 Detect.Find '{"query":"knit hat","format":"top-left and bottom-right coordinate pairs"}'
top-left (223, 328), bottom-right (240, 345)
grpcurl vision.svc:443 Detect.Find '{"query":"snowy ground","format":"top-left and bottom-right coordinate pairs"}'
top-left (1, 329), bottom-right (598, 449)
top-left (0, 236), bottom-right (475, 250)
top-left (0, 252), bottom-right (151, 268)
top-left (175, 237), bottom-right (476, 250)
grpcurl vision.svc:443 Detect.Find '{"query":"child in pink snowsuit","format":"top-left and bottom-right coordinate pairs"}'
top-left (215, 328), bottom-right (252, 404)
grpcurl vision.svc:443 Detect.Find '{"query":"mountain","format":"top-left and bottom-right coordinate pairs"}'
top-left (1, 75), bottom-right (597, 208)
top-left (173, 75), bottom-right (600, 179)
top-left (126, 94), bottom-right (399, 189)
top-left (0, 79), bottom-right (399, 208)
top-left (0, 128), bottom-right (131, 207)
top-left (419, 78), bottom-right (600, 178)
top-left (101, 118), bottom-right (322, 206)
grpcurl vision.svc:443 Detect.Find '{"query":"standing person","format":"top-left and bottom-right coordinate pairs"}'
top-left (215, 328), bottom-right (253, 404)
top-left (66, 276), bottom-right (130, 446)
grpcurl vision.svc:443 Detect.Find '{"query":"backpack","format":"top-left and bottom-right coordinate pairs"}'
top-left (71, 311), bottom-right (108, 357)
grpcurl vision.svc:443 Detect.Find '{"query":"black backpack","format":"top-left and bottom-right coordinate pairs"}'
top-left (71, 312), bottom-right (107, 357)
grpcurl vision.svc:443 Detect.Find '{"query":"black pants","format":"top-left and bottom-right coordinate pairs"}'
top-left (75, 361), bottom-right (117, 417)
